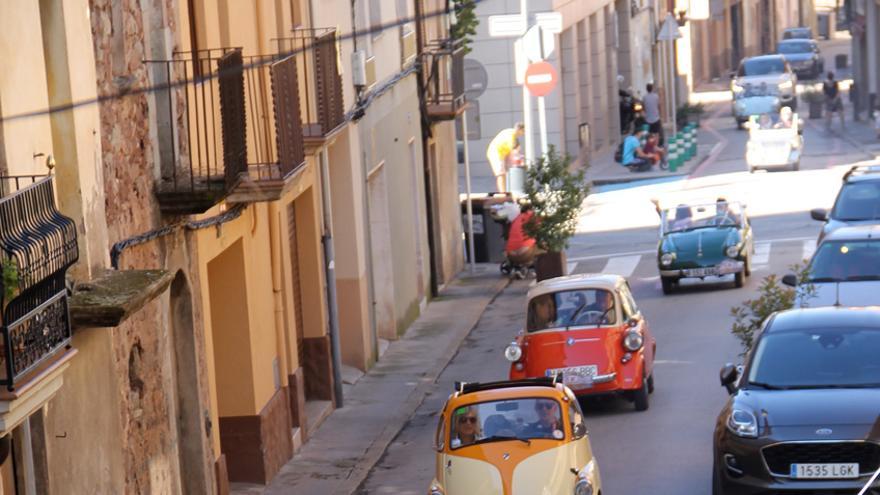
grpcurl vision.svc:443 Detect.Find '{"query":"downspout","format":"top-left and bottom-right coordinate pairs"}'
top-left (415, 0), bottom-right (441, 297)
top-left (267, 203), bottom-right (291, 401)
top-left (320, 148), bottom-right (345, 406)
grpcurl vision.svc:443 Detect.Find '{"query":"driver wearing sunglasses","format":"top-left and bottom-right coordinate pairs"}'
top-left (454, 406), bottom-right (482, 446)
top-left (522, 399), bottom-right (562, 438)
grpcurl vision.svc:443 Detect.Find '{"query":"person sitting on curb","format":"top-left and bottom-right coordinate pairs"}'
top-left (643, 132), bottom-right (666, 167)
top-left (621, 127), bottom-right (653, 172)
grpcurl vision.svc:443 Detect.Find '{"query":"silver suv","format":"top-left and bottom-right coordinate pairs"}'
top-left (731, 55), bottom-right (797, 128)
top-left (783, 225), bottom-right (880, 307)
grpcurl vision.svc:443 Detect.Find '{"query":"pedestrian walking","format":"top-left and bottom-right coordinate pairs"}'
top-left (823, 71), bottom-right (845, 130)
top-left (486, 123), bottom-right (525, 192)
top-left (643, 83), bottom-right (664, 145)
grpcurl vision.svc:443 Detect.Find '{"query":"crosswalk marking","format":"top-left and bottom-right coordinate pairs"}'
top-left (601, 255), bottom-right (641, 278)
top-left (802, 239), bottom-right (816, 261)
top-left (753, 242), bottom-right (772, 266)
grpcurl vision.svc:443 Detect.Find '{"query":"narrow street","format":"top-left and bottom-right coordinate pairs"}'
top-left (359, 97), bottom-right (878, 494)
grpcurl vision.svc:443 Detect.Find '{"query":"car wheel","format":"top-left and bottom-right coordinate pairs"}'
top-left (634, 372), bottom-right (650, 411)
top-left (791, 160), bottom-right (800, 172)
top-left (743, 255), bottom-right (751, 277)
top-left (647, 373), bottom-right (655, 394)
top-left (734, 270), bottom-right (745, 288)
top-left (735, 119), bottom-right (744, 130)
top-left (661, 276), bottom-right (676, 295)
top-left (712, 458), bottom-right (725, 495)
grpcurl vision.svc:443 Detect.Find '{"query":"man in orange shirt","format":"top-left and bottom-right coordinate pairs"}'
top-left (505, 204), bottom-right (541, 265)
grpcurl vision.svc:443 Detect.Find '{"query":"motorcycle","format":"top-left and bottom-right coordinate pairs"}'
top-left (619, 89), bottom-right (646, 135)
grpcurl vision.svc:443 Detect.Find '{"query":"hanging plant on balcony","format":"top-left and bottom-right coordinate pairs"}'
top-left (450, 0), bottom-right (479, 54)
top-left (1, 256), bottom-right (19, 305)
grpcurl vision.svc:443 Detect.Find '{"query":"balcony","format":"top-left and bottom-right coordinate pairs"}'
top-left (274, 28), bottom-right (346, 154)
top-left (0, 175), bottom-right (77, 395)
top-left (147, 48), bottom-right (307, 212)
top-left (421, 39), bottom-right (466, 121)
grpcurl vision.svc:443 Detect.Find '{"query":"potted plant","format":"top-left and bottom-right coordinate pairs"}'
top-left (1, 255), bottom-right (20, 309)
top-left (523, 146), bottom-right (589, 281)
top-left (676, 102), bottom-right (705, 130)
top-left (801, 89), bottom-right (825, 119)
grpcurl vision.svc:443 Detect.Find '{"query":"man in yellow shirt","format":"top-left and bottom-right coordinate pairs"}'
top-left (486, 123), bottom-right (525, 192)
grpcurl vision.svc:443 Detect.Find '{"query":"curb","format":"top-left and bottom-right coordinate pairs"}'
top-left (338, 274), bottom-right (511, 495)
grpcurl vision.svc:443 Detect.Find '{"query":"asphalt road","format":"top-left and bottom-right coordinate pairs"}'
top-left (358, 98), bottom-right (878, 494)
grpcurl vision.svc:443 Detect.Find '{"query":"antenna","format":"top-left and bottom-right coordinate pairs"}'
top-left (834, 282), bottom-right (841, 307)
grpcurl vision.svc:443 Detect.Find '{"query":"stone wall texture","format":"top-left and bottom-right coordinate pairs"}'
top-left (88, 0), bottom-right (214, 492)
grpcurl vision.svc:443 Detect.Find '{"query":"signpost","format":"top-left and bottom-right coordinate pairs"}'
top-left (657, 13), bottom-right (682, 135)
top-left (525, 62), bottom-right (558, 154)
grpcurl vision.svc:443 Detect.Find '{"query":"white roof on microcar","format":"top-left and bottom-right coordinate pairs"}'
top-left (527, 273), bottom-right (624, 301)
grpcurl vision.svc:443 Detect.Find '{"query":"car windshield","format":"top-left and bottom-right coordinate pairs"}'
top-left (748, 328), bottom-right (880, 389)
top-left (449, 398), bottom-right (565, 449)
top-left (662, 202), bottom-right (744, 233)
top-left (527, 289), bottom-right (617, 332)
top-left (783, 28), bottom-right (811, 39)
top-left (808, 240), bottom-right (880, 282)
top-left (738, 58), bottom-right (786, 76)
top-left (831, 182), bottom-right (880, 220)
top-left (778, 41), bottom-right (812, 54)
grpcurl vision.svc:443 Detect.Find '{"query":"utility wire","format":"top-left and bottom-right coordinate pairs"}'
top-left (0, 0), bottom-right (483, 124)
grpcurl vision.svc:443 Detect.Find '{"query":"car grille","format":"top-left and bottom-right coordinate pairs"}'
top-left (762, 442), bottom-right (880, 477)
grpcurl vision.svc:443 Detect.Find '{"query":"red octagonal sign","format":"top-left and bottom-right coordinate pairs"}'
top-left (524, 62), bottom-right (558, 97)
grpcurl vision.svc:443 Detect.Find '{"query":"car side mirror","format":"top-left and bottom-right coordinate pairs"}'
top-left (720, 363), bottom-right (739, 395)
top-left (782, 274), bottom-right (799, 287)
top-left (572, 422), bottom-right (587, 439)
top-left (627, 317), bottom-right (639, 328)
top-left (810, 208), bottom-right (828, 221)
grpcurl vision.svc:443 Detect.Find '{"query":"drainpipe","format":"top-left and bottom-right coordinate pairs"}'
top-left (415, 0), bottom-right (441, 297)
top-left (268, 202), bottom-right (291, 398)
top-left (319, 148), bottom-right (345, 406)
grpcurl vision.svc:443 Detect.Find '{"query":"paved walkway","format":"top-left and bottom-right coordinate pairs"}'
top-left (255, 265), bottom-right (509, 495)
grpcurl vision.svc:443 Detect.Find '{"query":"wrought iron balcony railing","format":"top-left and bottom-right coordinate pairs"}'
top-left (421, 38), bottom-right (466, 121)
top-left (274, 28), bottom-right (346, 151)
top-left (0, 175), bottom-right (77, 390)
top-left (147, 48), bottom-right (307, 211)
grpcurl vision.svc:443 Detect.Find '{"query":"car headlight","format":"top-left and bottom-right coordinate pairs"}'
top-left (504, 342), bottom-right (523, 362)
top-left (623, 329), bottom-right (643, 351)
top-left (779, 80), bottom-right (793, 91)
top-left (727, 408), bottom-right (758, 438)
top-left (574, 479), bottom-right (593, 495)
top-left (725, 245), bottom-right (740, 258)
top-left (731, 82), bottom-right (744, 94)
top-left (660, 253), bottom-right (675, 266)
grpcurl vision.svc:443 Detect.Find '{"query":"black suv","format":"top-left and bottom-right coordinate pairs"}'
top-left (713, 307), bottom-right (880, 494)
top-left (811, 165), bottom-right (880, 243)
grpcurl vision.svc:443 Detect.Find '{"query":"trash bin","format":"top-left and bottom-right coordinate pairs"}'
top-left (461, 192), bottom-right (513, 263)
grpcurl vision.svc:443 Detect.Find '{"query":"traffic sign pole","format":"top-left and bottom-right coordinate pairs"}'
top-left (538, 96), bottom-right (548, 154)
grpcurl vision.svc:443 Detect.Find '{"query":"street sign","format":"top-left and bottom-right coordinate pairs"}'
top-left (524, 62), bottom-right (558, 97)
top-left (535, 12), bottom-right (563, 34)
top-left (488, 14), bottom-right (526, 37)
top-left (657, 13), bottom-right (682, 41)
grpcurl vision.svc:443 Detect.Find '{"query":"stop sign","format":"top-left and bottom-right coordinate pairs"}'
top-left (524, 62), bottom-right (558, 97)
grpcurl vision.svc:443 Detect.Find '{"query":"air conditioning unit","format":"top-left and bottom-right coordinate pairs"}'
top-left (352, 50), bottom-right (367, 86)
top-left (401, 30), bottom-right (417, 64)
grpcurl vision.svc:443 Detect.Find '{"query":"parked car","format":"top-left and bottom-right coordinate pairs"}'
top-left (713, 307), bottom-right (880, 495)
top-left (782, 225), bottom-right (880, 307)
top-left (429, 377), bottom-right (602, 495)
top-left (657, 201), bottom-right (754, 294)
top-left (506, 274), bottom-right (656, 411)
top-left (782, 26), bottom-right (814, 40)
top-left (731, 55), bottom-right (797, 128)
top-left (777, 39), bottom-right (824, 79)
top-left (810, 165), bottom-right (880, 243)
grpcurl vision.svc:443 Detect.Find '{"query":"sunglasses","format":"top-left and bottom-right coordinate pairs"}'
top-left (459, 416), bottom-right (478, 424)
top-left (535, 403), bottom-right (556, 411)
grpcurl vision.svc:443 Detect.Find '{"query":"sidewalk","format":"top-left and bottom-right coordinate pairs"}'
top-left (253, 265), bottom-right (509, 495)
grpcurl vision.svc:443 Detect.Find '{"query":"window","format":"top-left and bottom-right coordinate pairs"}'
top-left (527, 289), bottom-right (617, 332)
top-left (738, 58), bottom-right (786, 77)
top-left (434, 412), bottom-right (446, 451)
top-left (808, 240), bottom-right (880, 281)
top-left (832, 182), bottom-right (880, 221)
top-left (568, 402), bottom-right (587, 440)
top-left (449, 398), bottom-right (565, 449)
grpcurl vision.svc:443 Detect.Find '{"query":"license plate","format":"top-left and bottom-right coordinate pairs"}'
top-left (684, 267), bottom-right (718, 277)
top-left (546, 365), bottom-right (598, 388)
top-left (790, 463), bottom-right (859, 479)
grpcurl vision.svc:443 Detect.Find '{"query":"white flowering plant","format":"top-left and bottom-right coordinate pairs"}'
top-left (523, 146), bottom-right (588, 253)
